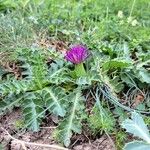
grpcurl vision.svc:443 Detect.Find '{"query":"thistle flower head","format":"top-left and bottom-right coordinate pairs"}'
top-left (65, 45), bottom-right (89, 64)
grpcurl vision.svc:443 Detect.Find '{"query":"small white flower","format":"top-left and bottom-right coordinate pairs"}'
top-left (117, 10), bottom-right (124, 18)
top-left (131, 19), bottom-right (139, 26)
top-left (127, 16), bottom-right (133, 23)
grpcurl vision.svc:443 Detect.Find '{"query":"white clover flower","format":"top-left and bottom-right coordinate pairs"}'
top-left (127, 16), bottom-right (133, 23)
top-left (131, 19), bottom-right (139, 26)
top-left (117, 10), bottom-right (124, 18)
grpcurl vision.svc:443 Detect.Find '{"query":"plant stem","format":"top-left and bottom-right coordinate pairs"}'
top-left (75, 63), bottom-right (86, 77)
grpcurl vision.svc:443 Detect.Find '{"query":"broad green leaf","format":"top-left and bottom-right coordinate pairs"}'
top-left (20, 62), bottom-right (33, 80)
top-left (102, 59), bottom-right (131, 71)
top-left (76, 77), bottom-right (91, 85)
top-left (0, 94), bottom-right (22, 115)
top-left (121, 73), bottom-right (136, 87)
top-left (121, 112), bottom-right (150, 143)
top-left (109, 76), bottom-right (124, 93)
top-left (102, 75), bottom-right (124, 94)
top-left (48, 60), bottom-right (70, 84)
top-left (43, 86), bottom-right (67, 117)
top-left (124, 141), bottom-right (150, 150)
top-left (138, 68), bottom-right (150, 84)
top-left (0, 80), bottom-right (33, 95)
top-left (54, 90), bottom-right (85, 147)
top-left (76, 69), bottom-right (101, 85)
top-left (22, 93), bottom-right (44, 131)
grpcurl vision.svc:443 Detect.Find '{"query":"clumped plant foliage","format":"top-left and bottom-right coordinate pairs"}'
top-left (0, 0), bottom-right (150, 149)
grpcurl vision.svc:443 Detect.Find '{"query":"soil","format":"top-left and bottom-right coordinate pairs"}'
top-left (0, 108), bottom-right (116, 150)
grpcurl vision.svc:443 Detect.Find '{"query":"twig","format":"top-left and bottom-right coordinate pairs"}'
top-left (105, 132), bottom-right (116, 150)
top-left (20, 142), bottom-right (27, 150)
top-left (40, 126), bottom-right (57, 129)
top-left (83, 131), bottom-right (91, 144)
top-left (1, 127), bottom-right (69, 150)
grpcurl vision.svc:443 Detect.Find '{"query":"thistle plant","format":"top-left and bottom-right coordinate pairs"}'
top-left (65, 45), bottom-right (89, 77)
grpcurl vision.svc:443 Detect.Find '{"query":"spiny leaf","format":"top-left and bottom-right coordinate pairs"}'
top-left (31, 53), bottom-right (48, 89)
top-left (101, 74), bottom-right (124, 94)
top-left (22, 92), bottom-right (44, 131)
top-left (137, 68), bottom-right (150, 84)
top-left (0, 80), bottom-right (33, 95)
top-left (121, 112), bottom-right (150, 143)
top-left (121, 73), bottom-right (136, 87)
top-left (19, 50), bottom-right (48, 88)
top-left (109, 76), bottom-right (124, 93)
top-left (0, 94), bottom-right (22, 115)
top-left (76, 69), bottom-right (101, 85)
top-left (20, 62), bottom-right (32, 80)
top-left (124, 141), bottom-right (150, 150)
top-left (42, 86), bottom-right (67, 117)
top-left (54, 90), bottom-right (86, 147)
top-left (47, 60), bottom-right (70, 84)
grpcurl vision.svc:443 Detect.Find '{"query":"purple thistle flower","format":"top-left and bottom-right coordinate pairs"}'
top-left (65, 45), bottom-right (89, 64)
